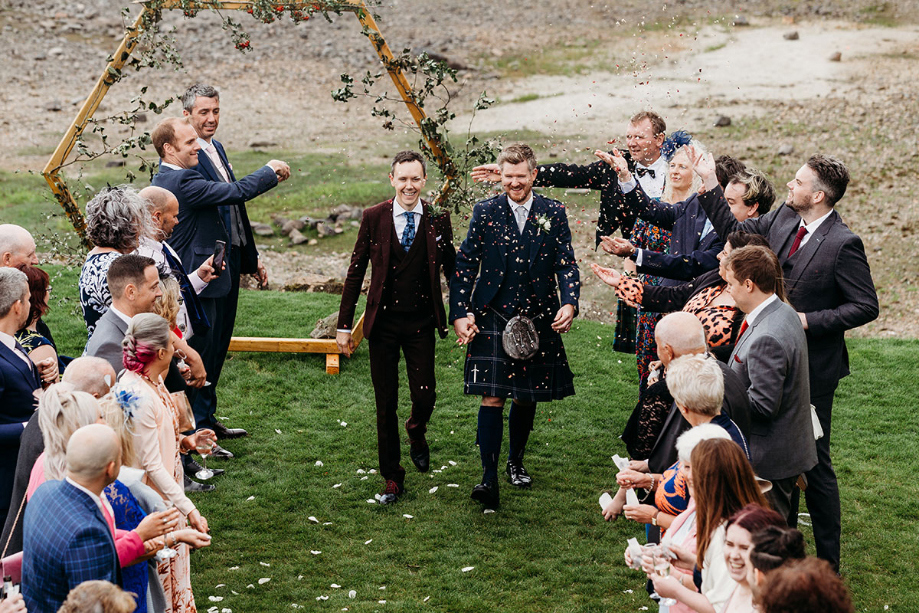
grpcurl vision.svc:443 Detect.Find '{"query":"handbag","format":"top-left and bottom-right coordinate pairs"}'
top-left (502, 314), bottom-right (540, 361)
top-left (170, 391), bottom-right (196, 432)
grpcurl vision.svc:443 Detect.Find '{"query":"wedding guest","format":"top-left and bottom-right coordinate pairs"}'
top-left (15, 264), bottom-right (63, 385)
top-left (758, 557), bottom-right (854, 613)
top-left (747, 525), bottom-right (806, 599)
top-left (720, 505), bottom-right (787, 613)
top-left (58, 580), bottom-right (138, 613)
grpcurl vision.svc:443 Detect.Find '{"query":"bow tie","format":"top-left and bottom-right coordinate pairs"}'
top-left (635, 167), bottom-right (656, 179)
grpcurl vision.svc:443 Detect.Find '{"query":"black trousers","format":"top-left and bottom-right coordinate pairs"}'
top-left (187, 246), bottom-right (242, 430)
top-left (367, 311), bottom-right (437, 484)
top-left (796, 390), bottom-right (841, 571)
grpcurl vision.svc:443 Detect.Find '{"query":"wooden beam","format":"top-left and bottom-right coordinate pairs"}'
top-left (228, 337), bottom-right (337, 353)
top-left (325, 353), bottom-right (340, 375)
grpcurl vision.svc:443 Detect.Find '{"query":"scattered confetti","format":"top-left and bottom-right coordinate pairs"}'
top-left (331, 584), bottom-right (341, 589)
top-left (356, 469), bottom-right (366, 474)
top-left (461, 567), bottom-right (474, 573)
top-left (258, 578), bottom-right (271, 585)
top-left (308, 516), bottom-right (319, 523)
top-left (365, 539), bottom-right (373, 545)
top-left (315, 460), bottom-right (323, 467)
top-left (367, 499), bottom-right (377, 504)
top-left (215, 584), bottom-right (225, 588)
top-left (361, 476), bottom-right (369, 481)
top-left (316, 596), bottom-right (329, 601)
top-left (379, 586), bottom-right (386, 590)
top-left (447, 484), bottom-right (459, 488)
top-left (448, 461), bottom-right (457, 466)
top-left (260, 562), bottom-right (270, 567)
top-left (349, 590), bottom-right (357, 598)
top-left (378, 600), bottom-right (386, 604)
top-left (208, 596), bottom-right (224, 602)
top-left (229, 566), bottom-right (239, 571)
top-left (246, 585), bottom-right (254, 589)
top-left (333, 483), bottom-right (342, 488)
top-left (428, 486), bottom-right (438, 494)
top-left (403, 514), bottom-right (414, 519)
top-left (246, 496), bottom-right (255, 501)
top-left (275, 429), bottom-right (282, 434)
top-left (424, 596), bottom-right (430, 602)
top-left (311, 550), bottom-right (322, 555)
top-left (341, 422), bottom-right (347, 427)
top-left (323, 522), bottom-right (332, 525)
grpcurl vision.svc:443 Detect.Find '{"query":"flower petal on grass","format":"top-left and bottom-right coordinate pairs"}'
top-left (447, 484), bottom-right (459, 488)
top-left (315, 460), bottom-right (323, 467)
top-left (366, 499), bottom-right (377, 504)
top-left (275, 429), bottom-right (282, 434)
top-left (461, 567), bottom-right (474, 573)
top-left (448, 461), bottom-right (457, 466)
top-left (333, 483), bottom-right (342, 488)
top-left (246, 496), bottom-right (255, 501)
top-left (365, 539), bottom-right (373, 545)
top-left (258, 578), bottom-right (271, 585)
top-left (308, 516), bottom-right (319, 523)
top-left (483, 509), bottom-right (496, 514)
top-left (403, 514), bottom-right (414, 519)
top-left (356, 469), bottom-right (366, 474)
top-left (331, 584), bottom-right (341, 588)
top-left (429, 486), bottom-right (438, 494)
top-left (310, 550), bottom-right (322, 555)
top-left (208, 596), bottom-right (224, 602)
top-left (424, 596), bottom-right (430, 602)
top-left (348, 590), bottom-right (357, 598)
top-left (260, 562), bottom-right (270, 567)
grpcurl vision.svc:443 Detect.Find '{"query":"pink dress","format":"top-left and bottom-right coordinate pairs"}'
top-left (660, 499), bottom-right (698, 613)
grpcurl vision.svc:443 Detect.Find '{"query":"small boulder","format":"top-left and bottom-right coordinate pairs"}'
top-left (783, 31), bottom-right (799, 41)
top-left (713, 115), bottom-right (732, 128)
top-left (309, 312), bottom-right (339, 339)
top-left (252, 223), bottom-right (274, 237)
top-left (777, 144), bottom-right (794, 157)
top-left (282, 219), bottom-right (305, 235)
top-left (289, 229), bottom-right (309, 245)
top-left (829, 51), bottom-right (842, 62)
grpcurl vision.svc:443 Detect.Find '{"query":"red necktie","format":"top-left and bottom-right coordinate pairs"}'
top-left (737, 320), bottom-right (749, 340)
top-left (788, 226), bottom-right (808, 257)
top-left (101, 503), bottom-right (116, 539)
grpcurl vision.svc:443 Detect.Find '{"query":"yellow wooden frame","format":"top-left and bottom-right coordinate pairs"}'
top-left (42, 1), bottom-right (452, 373)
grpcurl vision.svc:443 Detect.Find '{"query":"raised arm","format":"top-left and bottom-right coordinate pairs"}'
top-left (179, 165), bottom-right (279, 210)
top-left (635, 235), bottom-right (724, 282)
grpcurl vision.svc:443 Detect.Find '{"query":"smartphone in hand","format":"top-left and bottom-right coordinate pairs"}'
top-left (212, 240), bottom-right (227, 277)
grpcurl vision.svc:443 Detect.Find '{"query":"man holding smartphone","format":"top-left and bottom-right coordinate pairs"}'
top-left (151, 109), bottom-right (290, 455)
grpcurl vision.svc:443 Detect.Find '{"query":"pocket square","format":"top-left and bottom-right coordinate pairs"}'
top-left (733, 354), bottom-right (743, 363)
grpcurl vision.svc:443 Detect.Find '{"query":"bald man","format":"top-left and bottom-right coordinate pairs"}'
top-left (23, 424), bottom-right (123, 613)
top-left (0, 224), bottom-right (38, 268)
top-left (0, 358), bottom-right (117, 555)
top-left (136, 185), bottom-right (216, 340)
top-left (643, 312), bottom-right (750, 475)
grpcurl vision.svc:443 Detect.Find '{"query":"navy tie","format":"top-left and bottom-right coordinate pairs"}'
top-left (401, 212), bottom-right (416, 252)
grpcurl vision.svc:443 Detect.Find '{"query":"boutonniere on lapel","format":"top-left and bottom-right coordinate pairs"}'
top-left (535, 214), bottom-right (552, 235)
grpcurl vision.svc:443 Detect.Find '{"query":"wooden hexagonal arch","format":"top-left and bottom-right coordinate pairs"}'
top-left (41, 0), bottom-right (455, 249)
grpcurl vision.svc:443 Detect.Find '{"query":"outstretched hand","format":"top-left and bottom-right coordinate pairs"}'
top-left (594, 149), bottom-right (632, 182)
top-left (470, 164), bottom-right (501, 183)
top-left (590, 262), bottom-right (623, 288)
top-left (686, 145), bottom-right (719, 191)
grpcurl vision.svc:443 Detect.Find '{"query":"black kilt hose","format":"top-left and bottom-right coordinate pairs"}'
top-left (463, 309), bottom-right (575, 401)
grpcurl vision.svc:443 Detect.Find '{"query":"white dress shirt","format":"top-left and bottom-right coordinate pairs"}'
top-left (619, 155), bottom-right (668, 200)
top-left (0, 330), bottom-right (33, 368)
top-left (743, 292), bottom-right (780, 327)
top-left (794, 209), bottom-right (834, 250)
top-left (393, 200), bottom-right (424, 238)
top-left (507, 192), bottom-right (534, 224)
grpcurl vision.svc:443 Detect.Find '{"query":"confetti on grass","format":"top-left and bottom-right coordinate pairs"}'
top-left (258, 578), bottom-right (271, 585)
top-left (461, 567), bottom-right (475, 573)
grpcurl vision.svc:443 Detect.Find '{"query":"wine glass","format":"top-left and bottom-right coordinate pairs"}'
top-left (156, 502), bottom-right (179, 562)
top-left (654, 547), bottom-right (678, 607)
top-left (195, 437), bottom-right (215, 480)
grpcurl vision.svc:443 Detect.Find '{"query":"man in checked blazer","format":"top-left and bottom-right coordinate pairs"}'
top-left (722, 245), bottom-right (816, 520)
top-left (692, 149), bottom-right (879, 571)
top-left (23, 424), bottom-right (123, 613)
top-left (337, 151), bottom-right (455, 504)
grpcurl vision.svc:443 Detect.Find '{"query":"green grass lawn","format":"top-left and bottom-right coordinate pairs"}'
top-left (39, 265), bottom-right (918, 612)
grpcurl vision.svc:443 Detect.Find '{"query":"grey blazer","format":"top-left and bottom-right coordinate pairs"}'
top-left (83, 308), bottom-right (129, 375)
top-left (729, 298), bottom-right (817, 480)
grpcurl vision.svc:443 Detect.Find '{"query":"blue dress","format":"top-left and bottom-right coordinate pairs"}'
top-left (105, 479), bottom-right (149, 613)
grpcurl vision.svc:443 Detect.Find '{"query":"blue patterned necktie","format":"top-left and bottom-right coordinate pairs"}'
top-left (401, 211), bottom-right (416, 252)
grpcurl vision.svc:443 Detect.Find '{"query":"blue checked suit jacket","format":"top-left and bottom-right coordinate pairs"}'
top-left (23, 479), bottom-right (121, 613)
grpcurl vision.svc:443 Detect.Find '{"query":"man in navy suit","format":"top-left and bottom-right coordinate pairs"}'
top-left (451, 144), bottom-right (580, 510)
top-left (150, 113), bottom-right (289, 448)
top-left (23, 424), bottom-right (123, 613)
top-left (0, 267), bottom-right (41, 529)
top-left (691, 149), bottom-right (879, 571)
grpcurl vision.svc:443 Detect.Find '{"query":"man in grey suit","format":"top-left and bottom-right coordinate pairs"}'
top-left (691, 149), bottom-right (878, 570)
top-left (723, 245), bottom-right (816, 520)
top-left (84, 254), bottom-right (162, 374)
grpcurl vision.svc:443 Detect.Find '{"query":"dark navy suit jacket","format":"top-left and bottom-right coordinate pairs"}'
top-left (192, 139), bottom-right (261, 277)
top-left (152, 161), bottom-right (277, 299)
top-left (0, 342), bottom-right (40, 525)
top-left (23, 479), bottom-right (121, 613)
top-left (625, 187), bottom-right (723, 284)
top-left (449, 193), bottom-right (580, 321)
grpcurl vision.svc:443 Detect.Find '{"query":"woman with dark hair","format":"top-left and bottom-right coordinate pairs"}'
top-left (79, 185), bottom-right (156, 339)
top-left (747, 525), bottom-right (807, 595)
top-left (758, 557), bottom-right (854, 613)
top-left (648, 438), bottom-right (768, 613)
top-left (119, 313), bottom-right (214, 613)
top-left (14, 264), bottom-right (63, 385)
top-left (720, 504), bottom-right (788, 612)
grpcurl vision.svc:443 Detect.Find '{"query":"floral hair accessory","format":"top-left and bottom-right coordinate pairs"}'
top-left (660, 129), bottom-right (693, 162)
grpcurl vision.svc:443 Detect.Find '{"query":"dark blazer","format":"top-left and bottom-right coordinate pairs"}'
top-left (535, 150), bottom-right (639, 244)
top-left (450, 193), bottom-right (580, 321)
top-left (730, 298), bottom-right (817, 480)
top-left (23, 479), bottom-right (121, 613)
top-left (0, 411), bottom-right (42, 556)
top-left (698, 187), bottom-right (879, 396)
top-left (338, 200), bottom-right (456, 339)
top-left (626, 188), bottom-right (723, 283)
top-left (153, 163), bottom-right (277, 299)
top-left (646, 359), bottom-right (751, 474)
top-left (193, 139), bottom-right (260, 276)
top-left (0, 342), bottom-right (40, 527)
top-left (83, 308), bottom-right (129, 376)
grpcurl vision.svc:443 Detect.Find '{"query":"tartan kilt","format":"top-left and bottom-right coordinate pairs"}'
top-left (463, 309), bottom-right (575, 402)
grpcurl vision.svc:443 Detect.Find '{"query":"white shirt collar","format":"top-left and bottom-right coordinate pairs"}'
top-left (109, 305), bottom-right (133, 326)
top-left (507, 191), bottom-right (534, 213)
top-left (636, 155), bottom-right (667, 172)
top-left (0, 330), bottom-right (16, 351)
top-left (196, 136), bottom-right (214, 149)
top-left (392, 199), bottom-right (423, 221)
top-left (798, 208), bottom-right (833, 235)
top-left (160, 161), bottom-right (182, 171)
top-left (745, 293), bottom-right (779, 326)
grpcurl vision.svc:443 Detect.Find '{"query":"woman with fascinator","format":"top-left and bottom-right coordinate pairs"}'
top-left (119, 313), bottom-right (214, 613)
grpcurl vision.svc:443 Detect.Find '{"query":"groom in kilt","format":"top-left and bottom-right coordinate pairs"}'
top-left (450, 144), bottom-right (580, 510)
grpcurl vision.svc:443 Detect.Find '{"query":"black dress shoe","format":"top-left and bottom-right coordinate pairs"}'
top-left (409, 443), bottom-right (430, 473)
top-left (209, 444), bottom-right (234, 459)
top-left (184, 474), bottom-right (216, 493)
top-left (471, 480), bottom-right (500, 510)
top-left (213, 420), bottom-right (248, 440)
top-left (378, 480), bottom-right (405, 505)
top-left (183, 455), bottom-right (225, 478)
top-left (506, 461), bottom-right (533, 488)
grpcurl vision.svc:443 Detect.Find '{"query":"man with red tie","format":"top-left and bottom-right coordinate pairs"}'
top-left (692, 150), bottom-right (879, 571)
top-left (337, 151), bottom-right (455, 504)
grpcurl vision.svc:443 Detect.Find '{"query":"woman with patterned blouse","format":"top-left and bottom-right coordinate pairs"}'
top-left (14, 264), bottom-right (62, 386)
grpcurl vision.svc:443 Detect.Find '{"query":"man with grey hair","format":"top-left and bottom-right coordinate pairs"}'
top-left (0, 267), bottom-right (41, 529)
top-left (0, 224), bottom-right (38, 268)
top-left (23, 424), bottom-right (123, 613)
top-left (0, 356), bottom-right (117, 555)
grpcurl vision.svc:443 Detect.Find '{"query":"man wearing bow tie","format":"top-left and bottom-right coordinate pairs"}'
top-left (337, 151), bottom-right (455, 504)
top-left (0, 267), bottom-right (41, 529)
top-left (471, 111), bottom-right (668, 244)
top-left (692, 150), bottom-right (879, 572)
top-left (453, 144), bottom-right (580, 511)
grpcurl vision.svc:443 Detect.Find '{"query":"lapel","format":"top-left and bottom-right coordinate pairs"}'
top-left (213, 140), bottom-right (236, 181)
top-left (775, 204), bottom-right (804, 266)
top-left (194, 148), bottom-right (221, 183)
top-left (732, 298), bottom-right (782, 360)
top-left (423, 203), bottom-right (437, 282)
top-left (380, 200), bottom-right (394, 275)
top-left (494, 194), bottom-right (510, 269)
top-left (527, 195), bottom-right (547, 269)
top-left (0, 341), bottom-right (38, 385)
top-left (64, 481), bottom-right (118, 557)
top-left (785, 210), bottom-right (837, 281)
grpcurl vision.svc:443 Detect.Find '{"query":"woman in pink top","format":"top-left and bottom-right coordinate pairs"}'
top-left (119, 313), bottom-right (215, 613)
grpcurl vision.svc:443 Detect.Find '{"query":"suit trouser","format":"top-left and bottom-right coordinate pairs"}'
top-left (367, 311), bottom-right (436, 484)
top-left (794, 390), bottom-right (841, 570)
top-left (188, 247), bottom-right (242, 430)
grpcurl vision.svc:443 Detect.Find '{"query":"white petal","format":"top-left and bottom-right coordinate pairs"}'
top-left (461, 566), bottom-right (475, 572)
top-left (323, 522), bottom-right (332, 525)
top-left (308, 516), bottom-right (319, 523)
top-left (428, 486), bottom-right (438, 494)
top-left (368, 469), bottom-right (376, 474)
top-left (341, 422), bottom-right (347, 427)
top-left (215, 584), bottom-right (225, 588)
top-left (275, 429), bottom-right (282, 434)
top-left (315, 460), bottom-right (324, 467)
top-left (366, 499), bottom-right (377, 504)
top-left (246, 496), bottom-right (255, 501)
top-left (348, 590), bottom-right (357, 598)
top-left (356, 469), bottom-right (366, 474)
top-left (260, 562), bottom-right (270, 567)
top-left (365, 539), bottom-right (373, 545)
top-left (229, 566), bottom-right (239, 571)
top-left (403, 514), bottom-right (414, 519)
top-left (208, 596), bottom-right (224, 602)
top-left (246, 584), bottom-right (254, 589)
top-left (484, 509), bottom-right (496, 514)
top-left (361, 476), bottom-right (368, 480)
top-left (447, 484), bottom-right (459, 488)
top-left (331, 584), bottom-right (341, 588)
top-left (297, 575), bottom-right (304, 580)
top-left (424, 596), bottom-right (430, 602)
top-left (311, 550), bottom-right (322, 555)
top-left (333, 483), bottom-right (342, 488)
top-left (448, 461), bottom-right (457, 466)
top-left (258, 578), bottom-right (271, 584)
top-left (316, 596), bottom-right (329, 601)
top-left (378, 600), bottom-right (386, 604)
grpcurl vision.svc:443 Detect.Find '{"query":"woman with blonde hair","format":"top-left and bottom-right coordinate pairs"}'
top-left (153, 277), bottom-right (183, 339)
top-left (120, 312), bottom-right (214, 612)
